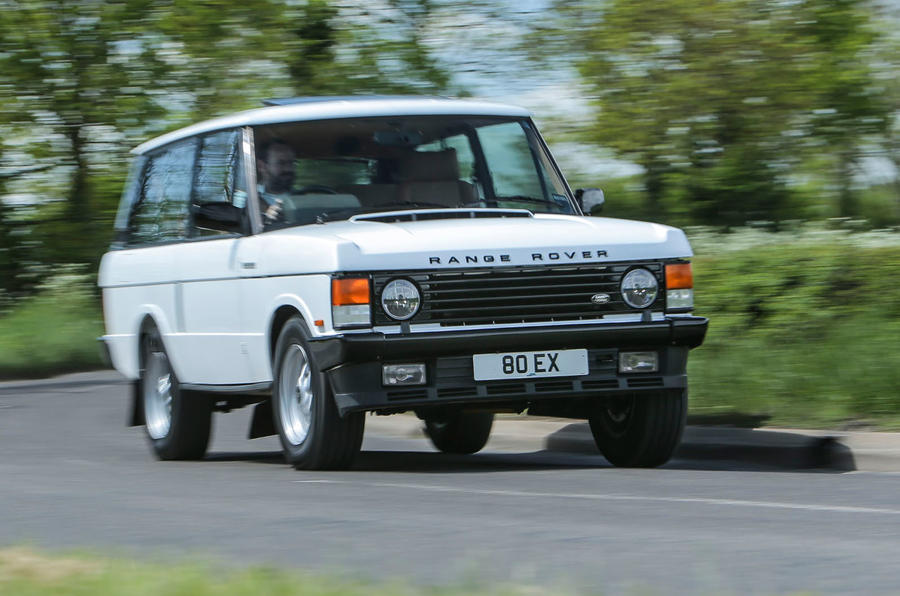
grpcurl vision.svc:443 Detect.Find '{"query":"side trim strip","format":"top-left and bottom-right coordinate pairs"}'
top-left (100, 271), bottom-right (325, 289)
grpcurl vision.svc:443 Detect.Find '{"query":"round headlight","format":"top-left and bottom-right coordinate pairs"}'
top-left (620, 268), bottom-right (658, 309)
top-left (381, 279), bottom-right (421, 321)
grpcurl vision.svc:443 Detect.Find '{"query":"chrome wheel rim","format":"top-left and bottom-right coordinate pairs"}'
top-left (279, 344), bottom-right (314, 446)
top-left (144, 350), bottom-right (173, 440)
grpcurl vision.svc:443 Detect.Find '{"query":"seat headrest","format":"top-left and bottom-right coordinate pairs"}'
top-left (397, 149), bottom-right (460, 182)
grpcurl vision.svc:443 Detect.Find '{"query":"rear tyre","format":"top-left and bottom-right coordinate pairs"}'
top-left (588, 390), bottom-right (686, 468)
top-left (271, 317), bottom-right (364, 470)
top-left (425, 411), bottom-right (494, 454)
top-left (140, 328), bottom-right (212, 460)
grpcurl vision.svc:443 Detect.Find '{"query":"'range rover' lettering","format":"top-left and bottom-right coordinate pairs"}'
top-left (428, 254), bottom-right (511, 265)
top-left (531, 250), bottom-right (607, 261)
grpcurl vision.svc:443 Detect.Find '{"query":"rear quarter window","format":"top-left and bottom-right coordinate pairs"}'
top-left (128, 139), bottom-right (197, 245)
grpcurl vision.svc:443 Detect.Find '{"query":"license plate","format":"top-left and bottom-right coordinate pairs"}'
top-left (473, 349), bottom-right (589, 381)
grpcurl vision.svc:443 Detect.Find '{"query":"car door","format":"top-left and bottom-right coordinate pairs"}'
top-left (172, 129), bottom-right (254, 385)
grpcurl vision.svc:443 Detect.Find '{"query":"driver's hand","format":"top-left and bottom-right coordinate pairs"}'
top-left (263, 198), bottom-right (283, 223)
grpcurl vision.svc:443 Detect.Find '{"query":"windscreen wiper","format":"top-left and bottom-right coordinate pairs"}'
top-left (496, 195), bottom-right (555, 206)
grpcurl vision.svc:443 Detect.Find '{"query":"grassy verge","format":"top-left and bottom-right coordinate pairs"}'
top-left (0, 273), bottom-right (104, 381)
top-left (688, 229), bottom-right (900, 429)
top-left (0, 228), bottom-right (898, 429)
top-left (0, 548), bottom-right (566, 596)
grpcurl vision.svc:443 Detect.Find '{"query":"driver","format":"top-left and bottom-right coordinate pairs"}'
top-left (256, 139), bottom-right (296, 223)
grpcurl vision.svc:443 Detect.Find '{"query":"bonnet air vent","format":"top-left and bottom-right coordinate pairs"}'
top-left (350, 208), bottom-right (534, 223)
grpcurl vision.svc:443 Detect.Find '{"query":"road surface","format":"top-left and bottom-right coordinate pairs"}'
top-left (2, 373), bottom-right (899, 595)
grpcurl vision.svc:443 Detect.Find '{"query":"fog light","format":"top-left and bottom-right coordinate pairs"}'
top-left (667, 289), bottom-right (693, 310)
top-left (619, 351), bottom-right (659, 373)
top-left (382, 363), bottom-right (426, 386)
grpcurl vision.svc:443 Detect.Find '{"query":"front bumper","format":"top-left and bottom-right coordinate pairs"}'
top-left (308, 317), bottom-right (708, 416)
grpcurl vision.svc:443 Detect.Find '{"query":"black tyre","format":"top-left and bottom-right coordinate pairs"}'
top-left (588, 390), bottom-right (687, 467)
top-left (425, 411), bottom-right (494, 454)
top-left (272, 317), bottom-right (364, 470)
top-left (140, 328), bottom-right (212, 460)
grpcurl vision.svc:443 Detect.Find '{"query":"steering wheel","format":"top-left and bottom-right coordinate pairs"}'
top-left (295, 185), bottom-right (338, 195)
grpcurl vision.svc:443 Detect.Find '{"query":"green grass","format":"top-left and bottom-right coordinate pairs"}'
top-left (0, 548), bottom-right (579, 596)
top-left (0, 274), bottom-right (104, 380)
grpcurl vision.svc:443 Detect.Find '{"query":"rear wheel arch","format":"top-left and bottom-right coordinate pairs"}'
top-left (139, 325), bottom-right (212, 460)
top-left (137, 315), bottom-right (160, 362)
top-left (130, 315), bottom-right (161, 427)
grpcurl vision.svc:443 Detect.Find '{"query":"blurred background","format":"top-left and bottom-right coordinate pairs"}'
top-left (0, 0), bottom-right (898, 427)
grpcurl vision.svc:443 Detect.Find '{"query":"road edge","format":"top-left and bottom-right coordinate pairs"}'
top-left (5, 371), bottom-right (899, 472)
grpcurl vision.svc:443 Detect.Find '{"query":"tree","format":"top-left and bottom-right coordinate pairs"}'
top-left (0, 163), bottom-right (16, 304)
top-left (0, 0), bottom-right (450, 295)
top-left (0, 0), bottom-right (170, 264)
top-left (552, 0), bottom-right (890, 225)
top-left (801, 0), bottom-right (891, 217)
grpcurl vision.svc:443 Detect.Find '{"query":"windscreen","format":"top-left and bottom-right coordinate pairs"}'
top-left (252, 116), bottom-right (575, 227)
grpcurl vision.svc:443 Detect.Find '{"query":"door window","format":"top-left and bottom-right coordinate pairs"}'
top-left (191, 129), bottom-right (246, 236)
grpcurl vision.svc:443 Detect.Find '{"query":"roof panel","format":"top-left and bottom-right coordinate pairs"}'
top-left (261, 95), bottom-right (451, 106)
top-left (132, 97), bottom-right (532, 155)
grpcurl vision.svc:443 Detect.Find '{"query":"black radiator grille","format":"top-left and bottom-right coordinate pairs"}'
top-left (373, 263), bottom-right (664, 326)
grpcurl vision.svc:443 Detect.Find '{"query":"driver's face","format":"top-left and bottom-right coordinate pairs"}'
top-left (260, 144), bottom-right (296, 193)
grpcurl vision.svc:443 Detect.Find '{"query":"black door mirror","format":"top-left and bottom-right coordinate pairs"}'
top-left (575, 188), bottom-right (605, 215)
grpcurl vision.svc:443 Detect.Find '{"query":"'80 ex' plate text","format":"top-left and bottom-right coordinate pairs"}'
top-left (473, 349), bottom-right (589, 381)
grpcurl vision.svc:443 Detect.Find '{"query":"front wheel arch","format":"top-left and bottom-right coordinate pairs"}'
top-left (270, 316), bottom-right (364, 470)
top-left (269, 305), bottom-right (303, 369)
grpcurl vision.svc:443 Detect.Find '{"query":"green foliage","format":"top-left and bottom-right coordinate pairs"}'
top-left (0, 270), bottom-right (103, 380)
top-left (856, 184), bottom-right (900, 229)
top-left (0, 0), bottom-right (451, 297)
top-left (689, 232), bottom-right (900, 428)
top-left (556, 0), bottom-right (893, 226)
top-left (3, 229), bottom-right (899, 430)
top-left (580, 173), bottom-right (900, 229)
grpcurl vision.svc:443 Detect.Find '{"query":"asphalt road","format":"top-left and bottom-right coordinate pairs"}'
top-left (2, 374), bottom-right (900, 595)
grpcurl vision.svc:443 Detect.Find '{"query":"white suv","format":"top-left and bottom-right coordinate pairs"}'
top-left (99, 97), bottom-right (707, 470)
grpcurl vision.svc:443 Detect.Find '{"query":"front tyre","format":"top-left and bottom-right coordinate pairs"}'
top-left (588, 390), bottom-right (687, 468)
top-left (425, 411), bottom-right (494, 454)
top-left (272, 317), bottom-right (364, 470)
top-left (140, 328), bottom-right (211, 460)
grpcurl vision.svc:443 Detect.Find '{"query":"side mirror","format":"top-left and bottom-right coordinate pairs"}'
top-left (575, 188), bottom-right (605, 215)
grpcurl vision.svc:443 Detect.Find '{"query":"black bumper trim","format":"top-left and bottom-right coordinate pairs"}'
top-left (309, 317), bottom-right (707, 370)
top-left (332, 372), bottom-right (688, 416)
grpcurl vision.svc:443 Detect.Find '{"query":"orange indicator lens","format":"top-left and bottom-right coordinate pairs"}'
top-left (332, 278), bottom-right (370, 305)
top-left (665, 263), bottom-right (693, 289)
